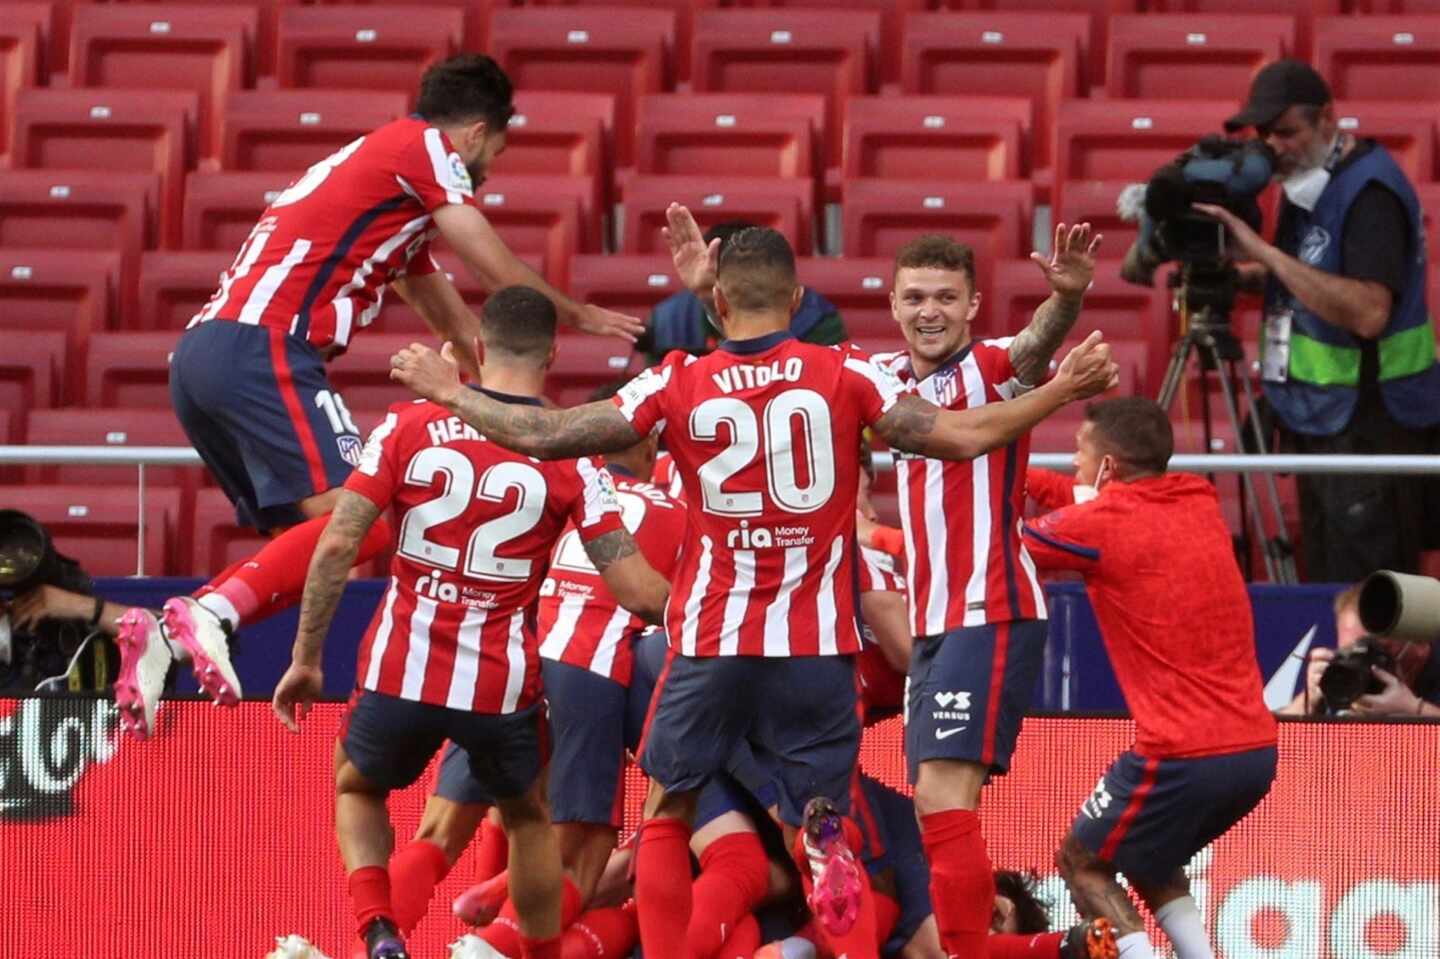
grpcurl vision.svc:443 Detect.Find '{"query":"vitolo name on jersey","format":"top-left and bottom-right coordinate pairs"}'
top-left (711, 357), bottom-right (805, 394)
top-left (414, 569), bottom-right (500, 608)
top-left (727, 519), bottom-right (815, 549)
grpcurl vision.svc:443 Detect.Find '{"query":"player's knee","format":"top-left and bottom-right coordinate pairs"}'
top-left (495, 786), bottom-right (550, 832)
top-left (912, 759), bottom-right (983, 816)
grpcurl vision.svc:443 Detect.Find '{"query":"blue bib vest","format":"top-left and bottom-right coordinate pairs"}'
top-left (1263, 144), bottom-right (1440, 435)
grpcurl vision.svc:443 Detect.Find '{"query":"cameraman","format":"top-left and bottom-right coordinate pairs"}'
top-left (1200, 59), bottom-right (1440, 583)
top-left (1279, 582), bottom-right (1440, 717)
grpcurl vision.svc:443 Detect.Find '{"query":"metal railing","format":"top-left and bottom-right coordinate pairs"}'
top-left (4, 445), bottom-right (1440, 576)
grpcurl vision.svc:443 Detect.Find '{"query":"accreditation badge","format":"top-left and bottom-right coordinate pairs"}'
top-left (1261, 308), bottom-right (1293, 383)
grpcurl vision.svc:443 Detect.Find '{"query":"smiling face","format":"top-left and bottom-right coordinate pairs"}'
top-left (891, 265), bottom-right (980, 377)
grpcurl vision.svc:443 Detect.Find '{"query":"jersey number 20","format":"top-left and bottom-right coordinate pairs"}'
top-left (690, 389), bottom-right (835, 517)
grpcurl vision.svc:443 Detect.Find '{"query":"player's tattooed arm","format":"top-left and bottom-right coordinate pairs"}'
top-left (1009, 222), bottom-right (1102, 385)
top-left (390, 341), bottom-right (643, 459)
top-left (589, 529), bottom-right (670, 626)
top-left (292, 491), bottom-right (382, 666)
top-left (873, 331), bottom-right (1118, 460)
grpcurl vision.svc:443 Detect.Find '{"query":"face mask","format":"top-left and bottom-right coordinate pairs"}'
top-left (1282, 133), bottom-right (1344, 212)
top-left (1072, 483), bottom-right (1099, 504)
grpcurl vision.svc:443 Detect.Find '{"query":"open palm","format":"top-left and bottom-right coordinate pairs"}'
top-left (1032, 222), bottom-right (1102, 299)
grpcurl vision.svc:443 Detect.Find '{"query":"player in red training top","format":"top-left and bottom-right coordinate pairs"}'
top-left (863, 228), bottom-right (1102, 959)
top-left (112, 54), bottom-right (642, 741)
top-left (270, 287), bottom-right (669, 959)
top-left (1021, 398), bottom-right (1278, 959)
top-left (389, 215), bottom-right (1119, 959)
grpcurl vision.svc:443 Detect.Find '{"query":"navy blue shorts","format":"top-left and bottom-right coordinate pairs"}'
top-left (693, 743), bottom-right (783, 831)
top-left (854, 774), bottom-right (931, 957)
top-left (1071, 746), bottom-right (1278, 885)
top-left (904, 619), bottom-right (1048, 780)
top-left (626, 629), bottom-right (669, 751)
top-left (638, 650), bottom-right (860, 828)
top-left (543, 658), bottom-right (628, 827)
top-left (341, 690), bottom-right (543, 799)
top-left (170, 320), bottom-right (363, 531)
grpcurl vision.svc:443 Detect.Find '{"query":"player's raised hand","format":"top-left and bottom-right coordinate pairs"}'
top-left (662, 202), bottom-right (720, 296)
top-left (575, 303), bottom-right (645, 342)
top-left (1055, 331), bottom-right (1120, 400)
top-left (272, 662), bottom-right (324, 733)
top-left (391, 341), bottom-right (463, 405)
top-left (1031, 222), bottom-right (1102, 300)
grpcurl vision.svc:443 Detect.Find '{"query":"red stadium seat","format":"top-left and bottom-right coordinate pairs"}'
top-left (189, 487), bottom-right (270, 578)
top-left (1315, 16), bottom-right (1440, 102)
top-left (369, 249), bottom-right (545, 335)
top-left (11, 89), bottom-right (197, 248)
top-left (181, 171), bottom-right (289, 252)
top-left (635, 94), bottom-right (817, 180)
top-left (20, 485), bottom-right (181, 576)
top-left (568, 254), bottom-right (682, 323)
top-left (0, 248), bottom-right (120, 393)
top-left (275, 6), bottom-right (462, 99)
top-left (840, 181), bottom-right (1031, 302)
top-left (24, 409), bottom-right (194, 500)
top-left (793, 256), bottom-right (897, 342)
top-left (489, 8), bottom-right (673, 167)
top-left (692, 10), bottom-right (879, 169)
top-left (902, 13), bottom-right (1089, 175)
top-left (220, 89), bottom-right (408, 173)
top-left (1055, 180), bottom-right (1143, 261)
top-left (523, 0), bottom-right (716, 84)
top-left (843, 95), bottom-right (1028, 184)
top-left (755, 0), bottom-right (929, 86)
top-left (135, 250), bottom-right (232, 331)
top-left (1331, 100), bottom-right (1436, 183)
top-left (1105, 14), bottom-right (1294, 100)
top-left (67, 5), bottom-right (254, 158)
top-left (0, 330), bottom-right (65, 412)
top-left (0, 171), bottom-right (159, 322)
top-left (467, 174), bottom-right (592, 286)
top-left (312, 0), bottom-right (492, 56)
top-left (620, 175), bottom-right (815, 255)
top-left (502, 91), bottom-right (611, 213)
top-left (0, 8), bottom-right (43, 165)
top-left (1144, 1), bottom-right (1341, 60)
top-left (545, 336), bottom-right (640, 407)
top-left (84, 331), bottom-right (176, 408)
top-left (960, 0), bottom-right (1137, 89)
top-left (1054, 99), bottom-right (1236, 212)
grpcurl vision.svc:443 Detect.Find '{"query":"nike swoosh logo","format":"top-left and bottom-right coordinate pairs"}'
top-left (935, 727), bottom-right (966, 740)
top-left (1263, 624), bottom-right (1317, 711)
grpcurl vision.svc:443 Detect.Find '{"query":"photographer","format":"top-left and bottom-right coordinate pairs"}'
top-left (1021, 398), bottom-right (1278, 959)
top-left (1279, 582), bottom-right (1440, 718)
top-left (1201, 59), bottom-right (1440, 583)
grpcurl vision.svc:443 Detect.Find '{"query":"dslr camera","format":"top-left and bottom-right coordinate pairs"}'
top-left (1319, 571), bottom-right (1440, 712)
top-left (1120, 135), bottom-right (1275, 309)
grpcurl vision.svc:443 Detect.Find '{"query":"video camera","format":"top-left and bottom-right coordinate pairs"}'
top-left (1320, 571), bottom-right (1440, 711)
top-left (1120, 136), bottom-right (1276, 308)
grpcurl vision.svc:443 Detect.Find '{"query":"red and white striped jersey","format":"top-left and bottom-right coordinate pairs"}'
top-left (344, 392), bottom-right (624, 713)
top-left (859, 544), bottom-right (905, 593)
top-left (536, 467), bottom-right (687, 686)
top-left (872, 340), bottom-right (1047, 636)
top-left (614, 333), bottom-right (903, 658)
top-left (652, 451), bottom-right (686, 501)
top-left (190, 117), bottom-right (470, 352)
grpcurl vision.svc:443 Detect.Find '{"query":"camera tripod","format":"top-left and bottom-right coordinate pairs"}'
top-left (1155, 268), bottom-right (1298, 583)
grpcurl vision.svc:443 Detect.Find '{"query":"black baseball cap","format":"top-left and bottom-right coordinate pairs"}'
top-left (1225, 60), bottom-right (1332, 132)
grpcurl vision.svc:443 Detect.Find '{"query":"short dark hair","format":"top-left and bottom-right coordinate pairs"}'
top-left (716, 227), bottom-right (797, 312)
top-left (893, 234), bottom-right (976, 288)
top-left (416, 54), bottom-right (515, 130)
top-left (993, 870), bottom-right (1051, 935)
top-left (481, 286), bottom-right (556, 362)
top-left (704, 220), bottom-right (761, 252)
top-left (1084, 397), bottom-right (1174, 475)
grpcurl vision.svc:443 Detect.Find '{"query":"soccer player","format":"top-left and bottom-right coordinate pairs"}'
top-left (1021, 398), bottom-right (1279, 959)
top-left (270, 287), bottom-right (669, 959)
top-left (112, 53), bottom-right (642, 739)
top-left (388, 211), bottom-right (1118, 959)
top-left (866, 226), bottom-right (1101, 959)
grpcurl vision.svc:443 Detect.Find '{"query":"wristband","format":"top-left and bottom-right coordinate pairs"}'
top-left (87, 596), bottom-right (104, 628)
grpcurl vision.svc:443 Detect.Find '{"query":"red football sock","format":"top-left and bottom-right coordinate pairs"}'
top-left (522, 934), bottom-right (564, 959)
top-left (561, 904), bottom-right (639, 959)
top-left (206, 514), bottom-right (392, 626)
top-left (873, 892), bottom-right (901, 948)
top-left (688, 832), bottom-right (771, 959)
top-left (484, 877), bottom-right (583, 957)
top-left (348, 865), bottom-right (395, 938)
top-left (790, 816), bottom-right (881, 959)
top-left (389, 839), bottom-right (451, 935)
top-left (716, 914), bottom-right (761, 959)
top-left (476, 816), bottom-right (510, 882)
top-left (988, 932), bottom-right (1064, 959)
top-left (635, 818), bottom-right (695, 959)
top-left (920, 810), bottom-right (994, 959)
